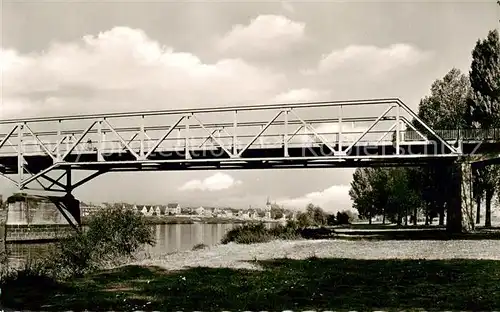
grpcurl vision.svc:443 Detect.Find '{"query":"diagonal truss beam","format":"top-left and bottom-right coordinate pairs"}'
top-left (199, 129), bottom-right (219, 148)
top-left (0, 125), bottom-right (18, 149)
top-left (290, 110), bottom-right (337, 154)
top-left (104, 119), bottom-right (140, 160)
top-left (61, 121), bottom-right (97, 161)
top-left (20, 164), bottom-right (59, 189)
top-left (376, 122), bottom-right (398, 144)
top-left (72, 170), bottom-right (108, 189)
top-left (45, 171), bottom-right (67, 190)
top-left (38, 173), bottom-right (67, 190)
top-left (238, 110), bottom-right (283, 157)
top-left (401, 117), bottom-right (428, 142)
top-left (123, 132), bottom-right (139, 151)
top-left (287, 125), bottom-right (304, 143)
top-left (396, 99), bottom-right (458, 153)
top-left (24, 124), bottom-right (57, 161)
top-left (344, 105), bottom-right (395, 155)
top-left (144, 116), bottom-right (185, 159)
top-left (23, 165), bottom-right (50, 190)
top-left (192, 114), bottom-right (234, 157)
top-left (51, 135), bottom-right (67, 154)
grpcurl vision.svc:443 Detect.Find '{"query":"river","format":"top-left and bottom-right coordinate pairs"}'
top-left (6, 223), bottom-right (240, 264)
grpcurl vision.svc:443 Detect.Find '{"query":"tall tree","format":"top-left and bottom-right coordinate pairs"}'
top-left (415, 68), bottom-right (472, 225)
top-left (419, 68), bottom-right (472, 129)
top-left (469, 30), bottom-right (500, 128)
top-left (468, 29), bottom-right (500, 227)
top-left (349, 168), bottom-right (375, 224)
top-left (349, 167), bottom-right (412, 225)
top-left (385, 168), bottom-right (421, 225)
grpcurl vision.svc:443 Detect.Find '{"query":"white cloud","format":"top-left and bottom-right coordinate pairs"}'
top-left (179, 172), bottom-right (242, 192)
top-left (216, 15), bottom-right (305, 56)
top-left (277, 184), bottom-right (354, 213)
top-left (1, 26), bottom-right (285, 117)
top-left (308, 43), bottom-right (431, 77)
top-left (271, 88), bottom-right (330, 103)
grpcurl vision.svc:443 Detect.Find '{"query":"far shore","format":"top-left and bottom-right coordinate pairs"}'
top-left (139, 215), bottom-right (282, 225)
top-left (6, 215), bottom-right (281, 228)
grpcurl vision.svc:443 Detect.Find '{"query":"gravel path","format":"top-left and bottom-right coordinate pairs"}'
top-left (133, 239), bottom-right (500, 271)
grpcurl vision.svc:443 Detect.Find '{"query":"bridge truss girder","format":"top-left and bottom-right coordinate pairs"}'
top-left (0, 98), bottom-right (462, 227)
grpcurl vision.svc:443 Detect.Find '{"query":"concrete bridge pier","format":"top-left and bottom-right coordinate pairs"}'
top-left (446, 160), bottom-right (476, 234)
top-left (446, 162), bottom-right (463, 233)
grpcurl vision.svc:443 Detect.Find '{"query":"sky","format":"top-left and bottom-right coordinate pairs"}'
top-left (0, 0), bottom-right (499, 212)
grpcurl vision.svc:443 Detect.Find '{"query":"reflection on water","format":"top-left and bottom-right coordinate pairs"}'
top-left (7, 223), bottom-right (238, 263)
top-left (145, 223), bottom-right (235, 256)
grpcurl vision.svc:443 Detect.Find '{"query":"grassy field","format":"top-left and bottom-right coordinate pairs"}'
top-left (3, 258), bottom-right (500, 311)
top-left (5, 224), bottom-right (500, 311)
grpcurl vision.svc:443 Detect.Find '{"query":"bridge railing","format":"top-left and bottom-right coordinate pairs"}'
top-left (404, 128), bottom-right (500, 142)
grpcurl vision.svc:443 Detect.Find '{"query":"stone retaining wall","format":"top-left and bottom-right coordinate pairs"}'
top-left (6, 224), bottom-right (74, 242)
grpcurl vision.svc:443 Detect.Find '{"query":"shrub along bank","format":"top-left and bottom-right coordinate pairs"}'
top-left (0, 206), bottom-right (155, 305)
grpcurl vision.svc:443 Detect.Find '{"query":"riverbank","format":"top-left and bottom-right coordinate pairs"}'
top-left (82, 215), bottom-right (279, 225)
top-left (4, 239), bottom-right (500, 310)
top-left (135, 238), bottom-right (500, 270)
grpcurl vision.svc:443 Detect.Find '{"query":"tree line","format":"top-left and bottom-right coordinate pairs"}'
top-left (350, 19), bottom-right (500, 227)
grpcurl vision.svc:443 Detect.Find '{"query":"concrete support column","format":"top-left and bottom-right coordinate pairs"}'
top-left (461, 161), bottom-right (475, 232)
top-left (446, 162), bottom-right (463, 233)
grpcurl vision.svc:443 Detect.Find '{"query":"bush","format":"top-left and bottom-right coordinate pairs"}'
top-left (222, 222), bottom-right (301, 244)
top-left (336, 211), bottom-right (353, 225)
top-left (192, 243), bottom-right (208, 251)
top-left (221, 223), bottom-right (272, 244)
top-left (327, 214), bottom-right (336, 226)
top-left (5, 206), bottom-right (155, 281)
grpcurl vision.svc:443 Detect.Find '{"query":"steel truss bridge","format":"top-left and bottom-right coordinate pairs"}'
top-left (0, 98), bottom-right (497, 228)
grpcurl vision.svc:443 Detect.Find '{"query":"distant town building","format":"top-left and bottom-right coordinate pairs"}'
top-left (195, 206), bottom-right (205, 215)
top-left (81, 204), bottom-right (100, 217)
top-left (167, 203), bottom-right (181, 215)
top-left (154, 206), bottom-right (161, 216)
top-left (249, 210), bottom-right (258, 219)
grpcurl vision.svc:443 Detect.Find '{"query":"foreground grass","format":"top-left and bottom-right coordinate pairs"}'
top-left (3, 258), bottom-right (500, 311)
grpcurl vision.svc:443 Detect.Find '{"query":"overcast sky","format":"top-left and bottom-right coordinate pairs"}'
top-left (0, 1), bottom-right (499, 212)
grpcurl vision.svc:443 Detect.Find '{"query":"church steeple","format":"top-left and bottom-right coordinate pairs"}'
top-left (265, 196), bottom-right (272, 211)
